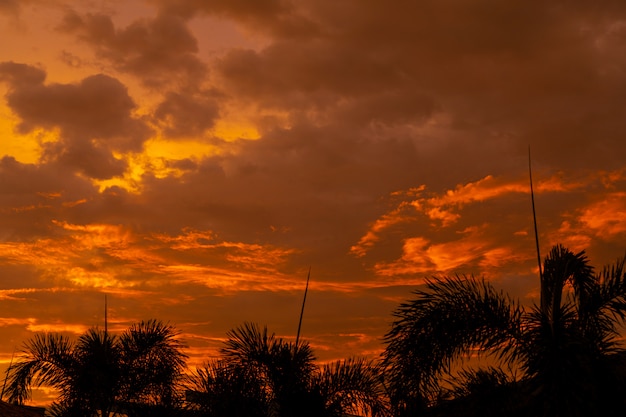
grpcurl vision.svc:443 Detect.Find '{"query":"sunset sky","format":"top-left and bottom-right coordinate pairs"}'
top-left (2, 0), bottom-right (626, 405)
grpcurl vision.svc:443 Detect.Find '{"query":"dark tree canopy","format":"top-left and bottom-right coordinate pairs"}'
top-left (6, 319), bottom-right (188, 417)
top-left (383, 244), bottom-right (626, 417)
top-left (187, 322), bottom-right (389, 417)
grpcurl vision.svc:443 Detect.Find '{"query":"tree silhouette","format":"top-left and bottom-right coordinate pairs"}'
top-left (186, 360), bottom-right (270, 417)
top-left (117, 320), bottom-right (188, 416)
top-left (383, 244), bottom-right (626, 417)
top-left (187, 322), bottom-right (389, 417)
top-left (6, 319), bottom-right (187, 417)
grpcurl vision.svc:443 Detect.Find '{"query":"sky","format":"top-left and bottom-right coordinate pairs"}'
top-left (1, 0), bottom-right (626, 405)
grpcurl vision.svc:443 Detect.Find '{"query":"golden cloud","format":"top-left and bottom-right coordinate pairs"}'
top-left (579, 191), bottom-right (626, 237)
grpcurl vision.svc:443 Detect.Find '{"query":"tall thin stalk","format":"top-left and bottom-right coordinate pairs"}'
top-left (295, 267), bottom-right (311, 349)
top-left (529, 147), bottom-right (545, 311)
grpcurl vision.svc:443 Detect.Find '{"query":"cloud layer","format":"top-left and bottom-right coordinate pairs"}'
top-left (1, 0), bottom-right (626, 405)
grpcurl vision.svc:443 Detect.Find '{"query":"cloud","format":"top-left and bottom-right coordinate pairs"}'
top-left (351, 169), bottom-right (626, 285)
top-left (350, 200), bottom-right (419, 258)
top-left (3, 71), bottom-right (147, 147)
top-left (350, 176), bottom-right (527, 258)
top-left (350, 171), bottom-right (617, 259)
top-left (54, 8), bottom-right (222, 139)
top-left (0, 63), bottom-right (151, 178)
top-left (0, 211), bottom-right (302, 296)
top-left (0, 156), bottom-right (98, 238)
top-left (152, 0), bottom-right (317, 38)
top-left (0, 61), bottom-right (46, 86)
top-left (200, 0), bottom-right (626, 181)
top-left (551, 190), bottom-right (626, 250)
top-left (154, 91), bottom-right (220, 137)
top-left (0, 0), bottom-right (19, 15)
top-left (3, 0), bottom-right (626, 373)
top-left (58, 10), bottom-right (208, 88)
top-left (45, 140), bottom-right (129, 179)
top-left (579, 192), bottom-right (626, 237)
top-left (25, 321), bottom-right (89, 334)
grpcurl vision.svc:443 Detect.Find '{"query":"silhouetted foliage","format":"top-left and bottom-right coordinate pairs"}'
top-left (429, 367), bottom-right (529, 417)
top-left (186, 360), bottom-right (270, 417)
top-left (6, 319), bottom-right (187, 417)
top-left (383, 244), bottom-right (626, 417)
top-left (187, 322), bottom-right (389, 417)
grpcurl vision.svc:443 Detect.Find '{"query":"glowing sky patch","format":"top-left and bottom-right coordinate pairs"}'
top-left (579, 192), bottom-right (626, 237)
top-left (145, 138), bottom-right (220, 162)
top-left (0, 110), bottom-right (57, 164)
top-left (212, 118), bottom-right (261, 141)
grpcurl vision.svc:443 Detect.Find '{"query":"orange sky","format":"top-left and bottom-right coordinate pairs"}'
top-left (1, 0), bottom-right (626, 405)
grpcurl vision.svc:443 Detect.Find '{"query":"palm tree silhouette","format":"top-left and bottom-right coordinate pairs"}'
top-left (6, 319), bottom-right (187, 416)
top-left (187, 322), bottom-right (389, 417)
top-left (186, 359), bottom-right (271, 417)
top-left (383, 244), bottom-right (626, 417)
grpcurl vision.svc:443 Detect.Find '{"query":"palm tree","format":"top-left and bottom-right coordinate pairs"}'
top-left (382, 244), bottom-right (626, 417)
top-left (428, 367), bottom-right (525, 417)
top-left (6, 319), bottom-right (187, 416)
top-left (187, 322), bottom-right (389, 417)
top-left (312, 357), bottom-right (390, 417)
top-left (222, 322), bottom-right (319, 417)
top-left (117, 320), bottom-right (188, 416)
top-left (185, 360), bottom-right (270, 417)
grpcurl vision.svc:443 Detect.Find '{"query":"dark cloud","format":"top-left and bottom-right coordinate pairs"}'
top-left (154, 90), bottom-right (220, 137)
top-left (55, 9), bottom-right (220, 138)
top-left (4, 72), bottom-right (147, 147)
top-left (0, 61), bottom-right (46, 86)
top-left (42, 140), bottom-right (129, 179)
top-left (0, 63), bottom-right (151, 178)
top-left (206, 0), bottom-right (626, 177)
top-left (154, 0), bottom-right (288, 19)
top-left (336, 90), bottom-right (439, 127)
top-left (0, 156), bottom-right (97, 238)
top-left (0, 0), bottom-right (19, 15)
top-left (126, 118), bottom-right (426, 287)
top-left (216, 40), bottom-right (401, 106)
top-left (0, 156), bottom-right (91, 198)
top-left (152, 0), bottom-right (318, 37)
top-left (58, 10), bottom-right (208, 88)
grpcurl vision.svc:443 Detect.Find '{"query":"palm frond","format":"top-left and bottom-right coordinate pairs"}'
top-left (119, 319), bottom-right (188, 372)
top-left (313, 357), bottom-right (389, 417)
top-left (541, 245), bottom-right (594, 321)
top-left (383, 275), bottom-right (522, 402)
top-left (186, 360), bottom-right (270, 417)
top-left (600, 254), bottom-right (626, 310)
top-left (221, 322), bottom-right (278, 365)
top-left (593, 255), bottom-right (626, 336)
top-left (382, 244), bottom-right (626, 416)
top-left (118, 319), bottom-right (188, 407)
top-left (449, 366), bottom-right (515, 399)
top-left (5, 333), bottom-right (75, 404)
top-left (517, 303), bottom-right (581, 376)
